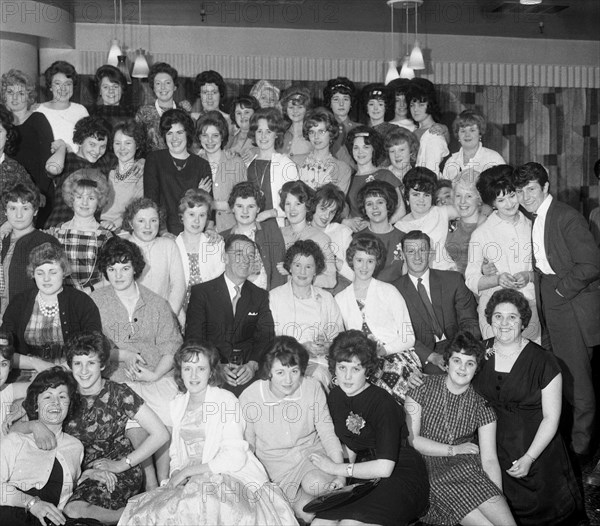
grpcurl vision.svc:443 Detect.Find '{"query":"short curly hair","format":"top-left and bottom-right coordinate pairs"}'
top-left (173, 341), bottom-right (223, 392)
top-left (112, 120), bottom-right (149, 160)
top-left (484, 288), bottom-right (532, 330)
top-left (0, 103), bottom-right (19, 156)
top-left (194, 70), bottom-right (226, 101)
top-left (1, 182), bottom-right (41, 213)
top-left (323, 77), bottom-right (356, 110)
top-left (159, 108), bottom-right (195, 148)
top-left (72, 116), bottom-right (112, 146)
top-left (384, 127), bottom-right (420, 165)
top-left (512, 162), bottom-right (549, 190)
top-left (403, 167), bottom-right (437, 203)
top-left (98, 236), bottom-right (146, 281)
top-left (229, 95), bottom-right (260, 125)
top-left (178, 188), bottom-right (213, 218)
top-left (44, 61), bottom-right (77, 92)
top-left (121, 197), bottom-right (164, 234)
top-left (65, 331), bottom-right (112, 370)
top-left (279, 180), bottom-right (315, 221)
top-left (27, 242), bottom-right (70, 278)
top-left (62, 168), bottom-right (111, 211)
top-left (346, 126), bottom-right (386, 167)
top-left (22, 366), bottom-right (80, 426)
top-left (453, 109), bottom-right (487, 137)
top-left (259, 336), bottom-right (309, 380)
top-left (476, 165), bottom-right (516, 207)
top-left (357, 180), bottom-right (398, 220)
top-left (345, 232), bottom-right (387, 273)
top-left (1, 69), bottom-right (37, 109)
top-left (94, 65), bottom-right (127, 93)
top-left (309, 183), bottom-right (346, 224)
top-left (228, 181), bottom-right (265, 211)
top-left (248, 107), bottom-right (287, 150)
top-left (302, 107), bottom-right (339, 144)
top-left (328, 330), bottom-right (379, 378)
top-left (283, 239), bottom-right (326, 276)
top-left (443, 331), bottom-right (486, 372)
top-left (148, 62), bottom-right (178, 89)
top-left (196, 110), bottom-right (229, 149)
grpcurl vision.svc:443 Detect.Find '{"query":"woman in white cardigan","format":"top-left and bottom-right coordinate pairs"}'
top-left (335, 233), bottom-right (421, 403)
top-left (118, 342), bottom-right (298, 526)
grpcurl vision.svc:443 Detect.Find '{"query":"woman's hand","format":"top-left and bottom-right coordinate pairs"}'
top-left (256, 210), bottom-right (276, 223)
top-left (122, 350), bottom-right (146, 373)
top-left (30, 499), bottom-right (66, 526)
top-left (100, 219), bottom-right (118, 232)
top-left (308, 453), bottom-right (340, 476)
top-left (454, 442), bottom-right (480, 455)
top-left (0, 221), bottom-right (13, 239)
top-left (276, 261), bottom-right (289, 276)
top-left (326, 476), bottom-right (346, 491)
top-left (132, 158), bottom-right (145, 179)
top-left (92, 458), bottom-right (127, 474)
top-left (31, 421), bottom-right (57, 450)
top-left (481, 257), bottom-right (498, 277)
top-left (497, 272), bottom-right (518, 289)
top-left (407, 370), bottom-right (424, 389)
top-left (506, 454), bottom-right (534, 479)
top-left (512, 271), bottom-right (531, 288)
top-left (204, 228), bottom-right (222, 244)
top-left (80, 468), bottom-right (118, 492)
top-left (342, 217), bottom-right (368, 233)
top-left (166, 467), bottom-right (190, 488)
top-left (241, 149), bottom-right (256, 166)
top-left (125, 363), bottom-right (158, 383)
top-left (198, 177), bottom-right (212, 193)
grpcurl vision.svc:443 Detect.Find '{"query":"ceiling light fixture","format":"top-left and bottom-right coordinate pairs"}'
top-left (131, 0), bottom-right (150, 79)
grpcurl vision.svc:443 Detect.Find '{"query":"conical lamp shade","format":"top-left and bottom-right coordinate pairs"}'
top-left (107, 39), bottom-right (121, 66)
top-left (117, 55), bottom-right (132, 85)
top-left (408, 41), bottom-right (425, 70)
top-left (385, 60), bottom-right (400, 85)
top-left (399, 55), bottom-right (415, 79)
top-left (132, 49), bottom-right (150, 79)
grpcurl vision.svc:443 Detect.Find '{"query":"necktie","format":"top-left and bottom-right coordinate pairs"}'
top-left (232, 284), bottom-right (241, 315)
top-left (417, 278), bottom-right (443, 339)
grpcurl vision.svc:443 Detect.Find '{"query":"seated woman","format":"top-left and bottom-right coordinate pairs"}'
top-left (395, 167), bottom-right (459, 271)
top-left (279, 86), bottom-right (313, 167)
top-left (465, 165), bottom-right (540, 343)
top-left (90, 65), bottom-right (135, 126)
top-left (280, 180), bottom-right (337, 289)
top-left (227, 94), bottom-right (260, 164)
top-left (356, 180), bottom-right (406, 283)
top-left (335, 234), bottom-right (419, 403)
top-left (175, 189), bottom-right (225, 308)
top-left (361, 83), bottom-right (396, 138)
top-left (299, 107), bottom-right (352, 193)
top-left (246, 107), bottom-right (298, 227)
top-left (442, 110), bottom-right (505, 183)
top-left (221, 181), bottom-right (286, 291)
top-left (0, 367), bottom-right (83, 526)
top-left (121, 198), bottom-right (186, 321)
top-left (0, 104), bottom-right (34, 227)
top-left (239, 337), bottom-right (344, 522)
top-left (119, 341), bottom-right (298, 525)
top-left (269, 241), bottom-right (343, 387)
top-left (1, 242), bottom-right (101, 370)
top-left (405, 331), bottom-right (516, 526)
top-left (309, 183), bottom-right (354, 291)
top-left (143, 108), bottom-right (212, 235)
top-left (46, 169), bottom-right (114, 292)
top-left (472, 289), bottom-right (583, 525)
top-left (387, 78), bottom-right (417, 132)
top-left (196, 111), bottom-right (247, 232)
top-left (44, 115), bottom-right (113, 228)
top-left (101, 120), bottom-right (148, 230)
top-left (0, 183), bottom-right (59, 319)
top-left (309, 330), bottom-right (429, 526)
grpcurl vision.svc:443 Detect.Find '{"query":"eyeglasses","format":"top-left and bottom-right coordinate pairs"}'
top-left (5, 89), bottom-right (27, 99)
top-left (201, 89), bottom-right (219, 96)
top-left (52, 81), bottom-right (73, 88)
top-left (491, 313), bottom-right (521, 324)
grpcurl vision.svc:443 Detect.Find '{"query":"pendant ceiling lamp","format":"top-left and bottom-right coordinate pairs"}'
top-left (387, 0), bottom-right (425, 76)
top-left (132, 0), bottom-right (150, 79)
top-left (384, 1), bottom-right (401, 84)
top-left (106, 0), bottom-right (121, 66)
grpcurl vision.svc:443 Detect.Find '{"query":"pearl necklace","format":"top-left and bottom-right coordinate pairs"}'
top-left (38, 295), bottom-right (59, 318)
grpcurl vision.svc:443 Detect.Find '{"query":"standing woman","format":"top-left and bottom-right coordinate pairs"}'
top-left (190, 70), bottom-right (230, 123)
top-left (35, 61), bottom-right (89, 154)
top-left (309, 330), bottom-right (429, 526)
top-left (387, 79), bottom-right (417, 131)
top-left (143, 108), bottom-right (212, 235)
top-left (361, 83), bottom-right (396, 138)
top-left (135, 62), bottom-right (188, 151)
top-left (279, 86), bottom-right (313, 167)
top-left (442, 110), bottom-right (505, 183)
top-left (196, 111), bottom-right (246, 232)
top-left (472, 289), bottom-right (583, 525)
top-left (90, 65), bottom-right (134, 127)
top-left (323, 77), bottom-right (359, 169)
top-left (246, 107), bottom-right (298, 227)
top-left (227, 94), bottom-right (260, 164)
top-left (1, 70), bottom-right (54, 225)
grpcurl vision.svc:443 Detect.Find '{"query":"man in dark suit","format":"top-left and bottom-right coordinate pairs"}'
top-left (514, 162), bottom-right (600, 456)
top-left (185, 234), bottom-right (274, 395)
top-left (393, 230), bottom-right (481, 374)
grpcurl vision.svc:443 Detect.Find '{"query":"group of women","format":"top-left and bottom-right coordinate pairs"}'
top-left (0, 59), bottom-right (586, 526)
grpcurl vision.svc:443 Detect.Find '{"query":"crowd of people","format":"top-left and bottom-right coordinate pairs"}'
top-left (1, 60), bottom-right (599, 526)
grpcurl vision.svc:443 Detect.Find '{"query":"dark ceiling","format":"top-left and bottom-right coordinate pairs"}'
top-left (39, 0), bottom-right (600, 41)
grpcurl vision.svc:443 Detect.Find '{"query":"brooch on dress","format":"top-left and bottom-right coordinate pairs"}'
top-left (346, 411), bottom-right (366, 435)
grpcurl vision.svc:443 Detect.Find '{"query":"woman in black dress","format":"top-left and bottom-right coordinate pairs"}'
top-left (309, 330), bottom-right (428, 526)
top-left (472, 289), bottom-right (583, 525)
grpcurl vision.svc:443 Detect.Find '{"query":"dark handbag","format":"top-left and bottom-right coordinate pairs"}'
top-left (302, 478), bottom-right (380, 513)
